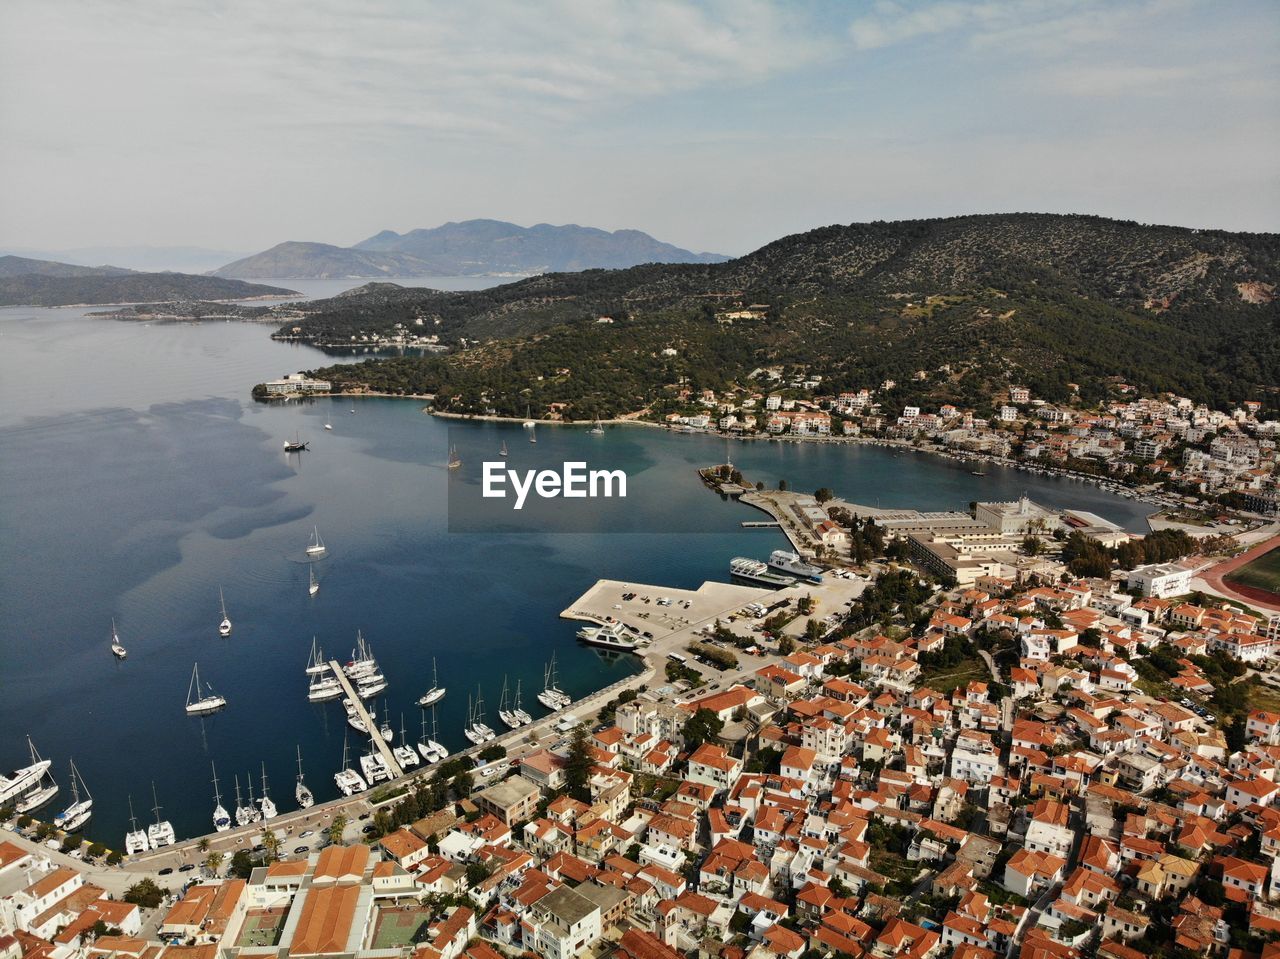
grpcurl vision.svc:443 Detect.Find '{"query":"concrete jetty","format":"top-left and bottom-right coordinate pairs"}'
top-left (328, 660), bottom-right (404, 779)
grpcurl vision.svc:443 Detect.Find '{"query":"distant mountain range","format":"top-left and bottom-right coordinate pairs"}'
top-left (211, 219), bottom-right (729, 278)
top-left (0, 255), bottom-right (296, 306)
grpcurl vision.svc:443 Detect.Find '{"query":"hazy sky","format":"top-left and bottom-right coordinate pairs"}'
top-left (2, 0), bottom-right (1277, 257)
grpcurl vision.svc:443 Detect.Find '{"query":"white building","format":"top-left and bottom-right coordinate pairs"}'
top-left (1126, 563), bottom-right (1192, 599)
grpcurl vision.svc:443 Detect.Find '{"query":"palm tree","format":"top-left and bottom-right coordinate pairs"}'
top-left (327, 814), bottom-right (347, 846)
top-left (197, 837), bottom-right (210, 854)
top-left (205, 850), bottom-right (224, 875)
top-left (261, 827), bottom-right (282, 863)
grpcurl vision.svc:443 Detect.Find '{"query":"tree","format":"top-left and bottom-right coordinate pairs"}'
top-left (328, 814), bottom-right (348, 846)
top-left (479, 744), bottom-right (506, 762)
top-left (778, 479), bottom-right (788, 492)
top-left (1022, 535), bottom-right (1042, 556)
top-left (124, 878), bottom-right (165, 909)
top-left (814, 487), bottom-right (835, 504)
top-left (60, 834), bottom-right (83, 854)
top-left (86, 842), bottom-right (106, 860)
top-left (564, 723), bottom-right (593, 803)
top-left (681, 708), bottom-right (725, 750)
top-left (197, 837), bottom-right (210, 854)
top-left (16, 814), bottom-right (32, 829)
top-left (778, 635), bottom-right (796, 655)
top-left (229, 850), bottom-right (259, 880)
top-left (106, 850), bottom-right (122, 866)
top-left (805, 619), bottom-right (824, 643)
top-left (465, 860), bottom-right (493, 886)
top-left (261, 827), bottom-right (282, 862)
top-left (205, 850), bottom-right (225, 874)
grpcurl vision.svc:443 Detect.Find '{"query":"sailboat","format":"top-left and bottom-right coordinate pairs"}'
top-left (418, 706), bottom-right (448, 764)
top-left (1, 736), bottom-right (51, 807)
top-left (186, 663), bottom-right (227, 715)
top-left (308, 565), bottom-right (319, 597)
top-left (529, 424), bottom-right (537, 444)
top-left (124, 796), bottom-right (150, 855)
top-left (210, 763), bottom-right (231, 832)
top-left (110, 619), bottom-right (127, 659)
top-left (589, 418), bottom-right (605, 435)
top-left (283, 432), bottom-right (308, 452)
top-left (305, 526), bottom-right (327, 558)
top-left (522, 405), bottom-right (535, 428)
top-left (447, 446), bottom-right (461, 470)
top-left (233, 775), bottom-right (253, 827)
top-left (377, 703), bottom-right (394, 743)
top-left (218, 587), bottom-right (232, 637)
top-left (393, 715), bottom-right (419, 769)
top-left (512, 679), bottom-right (533, 727)
top-left (334, 736), bottom-right (367, 795)
top-left (358, 740), bottom-right (390, 784)
top-left (55, 759), bottom-right (93, 833)
top-left (15, 739), bottom-right (58, 814)
top-left (342, 697), bottom-right (368, 735)
top-left (244, 773), bottom-right (263, 824)
top-left (350, 403), bottom-right (356, 414)
top-left (295, 746), bottom-right (314, 809)
top-left (537, 653), bottom-right (570, 711)
top-left (417, 658), bottom-right (446, 707)
top-left (258, 763), bottom-right (277, 820)
top-left (147, 783), bottom-right (175, 848)
top-left (498, 676), bottom-right (523, 730)
top-left (499, 440), bottom-right (509, 457)
top-left (464, 687), bottom-right (496, 744)
top-left (324, 423), bottom-right (333, 431)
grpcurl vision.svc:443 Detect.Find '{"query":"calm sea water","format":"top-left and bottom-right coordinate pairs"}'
top-left (0, 285), bottom-right (1153, 847)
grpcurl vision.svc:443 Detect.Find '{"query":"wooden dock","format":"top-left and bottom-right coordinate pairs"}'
top-left (327, 660), bottom-right (403, 779)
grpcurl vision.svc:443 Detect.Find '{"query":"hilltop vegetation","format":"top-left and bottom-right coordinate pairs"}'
top-left (283, 215), bottom-right (1278, 419)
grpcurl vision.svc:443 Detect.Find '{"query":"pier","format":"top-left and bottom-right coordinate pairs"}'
top-left (740, 520), bottom-right (780, 528)
top-left (327, 660), bottom-right (404, 779)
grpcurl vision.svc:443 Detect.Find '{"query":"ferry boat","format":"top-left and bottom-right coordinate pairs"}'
top-left (295, 747), bottom-right (314, 809)
top-left (257, 764), bottom-right (277, 821)
top-left (55, 759), bottom-right (93, 833)
top-left (186, 663), bottom-right (227, 715)
top-left (729, 557), bottom-right (794, 588)
top-left (0, 738), bottom-right (51, 806)
top-left (464, 690), bottom-right (496, 744)
top-left (576, 620), bottom-right (639, 652)
top-left (393, 716), bottom-right (419, 769)
top-left (110, 619), bottom-right (127, 659)
top-left (537, 654), bottom-right (571, 711)
top-left (147, 785), bottom-right (176, 848)
top-left (333, 737), bottom-right (367, 796)
top-left (305, 526), bottom-right (327, 558)
top-left (309, 565), bottom-right (319, 596)
top-left (417, 658), bottom-right (446, 707)
top-left (218, 587), bottom-right (232, 637)
top-left (767, 549), bottom-right (824, 583)
top-left (210, 763), bottom-right (231, 833)
top-left (124, 797), bottom-right (150, 855)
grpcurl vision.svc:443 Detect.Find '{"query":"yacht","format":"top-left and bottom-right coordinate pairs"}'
top-left (308, 673), bottom-right (341, 702)
top-left (537, 654), bottom-right (570, 711)
top-left (588, 419), bottom-right (605, 435)
top-left (464, 690), bottom-right (495, 745)
top-left (283, 433), bottom-right (308, 452)
top-left (216, 587), bottom-right (232, 637)
top-left (186, 663), bottom-right (227, 715)
top-left (576, 620), bottom-right (639, 652)
top-left (243, 774), bottom-right (263, 824)
top-left (359, 743), bottom-right (390, 784)
top-left (512, 679), bottom-right (533, 726)
top-left (110, 619), bottom-right (127, 659)
top-left (522, 406), bottom-right (535, 428)
top-left (305, 638), bottom-right (330, 675)
top-left (417, 658), bottom-right (446, 707)
top-left (377, 704), bottom-right (394, 743)
top-left (55, 759), bottom-right (93, 833)
top-left (295, 746), bottom-right (314, 809)
top-left (333, 737), bottom-right (367, 796)
top-left (447, 446), bottom-right (461, 469)
top-left (210, 763), bottom-right (231, 833)
top-left (308, 565), bottom-right (319, 597)
top-left (324, 423), bottom-right (333, 431)
top-left (257, 764), bottom-right (277, 820)
top-left (729, 556), bottom-right (794, 587)
top-left (147, 784), bottom-right (176, 848)
top-left (305, 526), bottom-right (327, 558)
top-left (529, 425), bottom-right (537, 444)
top-left (233, 775), bottom-right (254, 827)
top-left (16, 743), bottom-right (58, 814)
top-left (124, 797), bottom-right (150, 855)
top-left (356, 674), bottom-right (388, 699)
top-left (767, 549), bottom-right (824, 583)
top-left (418, 707), bottom-right (447, 764)
top-left (342, 698), bottom-right (368, 735)
top-left (499, 440), bottom-right (509, 457)
top-left (393, 715), bottom-right (419, 769)
top-left (2, 737), bottom-right (52, 807)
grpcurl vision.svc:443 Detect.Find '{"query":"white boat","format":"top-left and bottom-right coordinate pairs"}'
top-left (333, 737), bottom-right (366, 796)
top-left (356, 675), bottom-right (388, 699)
top-left (210, 763), bottom-right (231, 833)
top-left (418, 707), bottom-right (447, 764)
top-left (147, 784), bottom-right (175, 848)
top-left (342, 698), bottom-right (368, 734)
top-left (233, 775), bottom-right (255, 827)
top-left (577, 620), bottom-right (639, 652)
top-left (305, 638), bottom-right (330, 675)
top-left (324, 423), bottom-right (333, 431)
top-left (2, 737), bottom-right (53, 807)
top-left (218, 587), bottom-right (232, 637)
top-left (350, 405), bottom-right (356, 414)
top-left (308, 565), bottom-right (319, 597)
top-left (377, 704), bottom-right (394, 743)
top-left (305, 526), bottom-right (327, 558)
top-left (124, 797), bottom-right (150, 855)
top-left (447, 446), bottom-right (461, 470)
top-left (186, 663), bottom-right (227, 715)
top-left (522, 405), bottom-right (535, 428)
top-left (393, 715), bottom-right (419, 768)
top-left (767, 549), bottom-right (824, 583)
top-left (529, 425), bottom-right (536, 444)
top-left (537, 654), bottom-right (570, 711)
top-left (499, 440), bottom-right (508, 457)
top-left (110, 619), bottom-right (127, 659)
top-left (498, 676), bottom-right (524, 730)
top-left (257, 764), bottom-right (277, 820)
top-left (295, 746), bottom-right (314, 809)
top-left (55, 759), bottom-right (93, 833)
top-left (308, 674), bottom-right (341, 702)
top-left (589, 419), bottom-right (605, 435)
top-left (512, 679), bottom-right (533, 727)
top-left (359, 747), bottom-right (390, 784)
top-left (16, 767), bottom-right (58, 814)
top-left (463, 690), bottom-right (495, 745)
top-left (417, 658), bottom-right (446, 707)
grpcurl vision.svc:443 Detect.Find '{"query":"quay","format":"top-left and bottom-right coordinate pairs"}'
top-left (740, 520), bottom-right (780, 528)
top-left (328, 660), bottom-right (404, 779)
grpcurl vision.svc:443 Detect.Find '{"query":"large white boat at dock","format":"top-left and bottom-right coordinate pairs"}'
top-left (1, 737), bottom-right (52, 806)
top-left (15, 741), bottom-right (58, 814)
top-left (147, 785), bottom-right (175, 848)
top-left (767, 549), bottom-right (824, 583)
top-left (393, 715), bottom-right (419, 769)
top-left (729, 556), bottom-right (795, 587)
top-left (464, 689), bottom-right (495, 744)
top-left (576, 620), bottom-right (639, 652)
top-left (54, 759), bottom-right (93, 833)
top-left (334, 737), bottom-right (367, 796)
top-left (210, 763), bottom-right (231, 833)
top-left (537, 654), bottom-right (571, 711)
top-left (124, 797), bottom-right (149, 855)
top-left (295, 747), bottom-right (314, 809)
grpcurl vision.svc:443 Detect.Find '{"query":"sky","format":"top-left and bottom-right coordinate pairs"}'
top-left (1, 0), bottom-right (1277, 260)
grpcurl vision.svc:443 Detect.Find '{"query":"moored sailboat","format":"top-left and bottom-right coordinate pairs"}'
top-left (218, 587), bottom-right (232, 637)
top-left (257, 763), bottom-right (277, 820)
top-left (55, 759), bottom-right (93, 833)
top-left (295, 746), bottom-right (314, 809)
top-left (417, 657), bottom-right (446, 707)
top-left (147, 783), bottom-right (175, 848)
top-left (333, 736), bottom-right (366, 796)
top-left (537, 653), bottom-right (570, 711)
top-left (15, 738), bottom-right (58, 814)
top-left (393, 715), bottom-right (419, 769)
top-left (124, 796), bottom-right (149, 855)
top-left (210, 763), bottom-right (231, 833)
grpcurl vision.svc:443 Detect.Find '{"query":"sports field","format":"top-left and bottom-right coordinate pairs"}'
top-left (1225, 545), bottom-right (1280, 598)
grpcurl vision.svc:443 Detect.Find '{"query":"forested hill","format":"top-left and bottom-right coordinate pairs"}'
top-left (255, 213), bottom-right (1277, 418)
